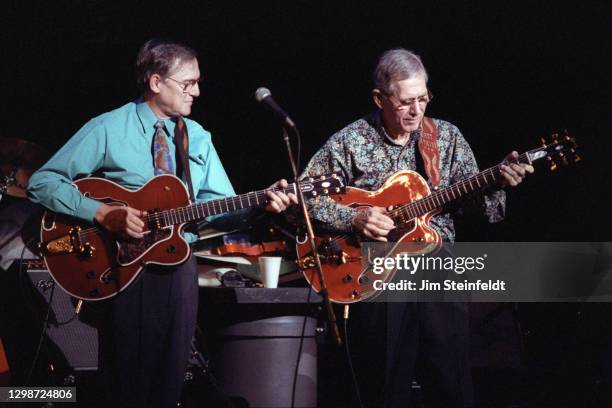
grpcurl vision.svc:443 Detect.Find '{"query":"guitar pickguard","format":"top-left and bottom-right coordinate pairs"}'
top-left (116, 227), bottom-right (173, 265)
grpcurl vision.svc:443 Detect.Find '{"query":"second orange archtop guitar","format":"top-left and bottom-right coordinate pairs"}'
top-left (296, 134), bottom-right (579, 303)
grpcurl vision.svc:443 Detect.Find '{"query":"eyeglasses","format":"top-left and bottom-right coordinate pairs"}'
top-left (384, 90), bottom-right (433, 111)
top-left (165, 77), bottom-right (200, 93)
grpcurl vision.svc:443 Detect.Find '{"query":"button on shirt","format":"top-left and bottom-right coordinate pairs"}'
top-left (27, 101), bottom-right (236, 238)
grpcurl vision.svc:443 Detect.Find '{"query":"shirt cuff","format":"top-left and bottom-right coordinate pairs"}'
top-left (77, 196), bottom-right (103, 223)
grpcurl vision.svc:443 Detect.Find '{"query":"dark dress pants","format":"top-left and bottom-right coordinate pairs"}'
top-left (350, 302), bottom-right (473, 408)
top-left (98, 256), bottom-right (198, 408)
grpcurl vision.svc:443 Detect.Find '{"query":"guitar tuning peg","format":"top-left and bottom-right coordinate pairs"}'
top-left (547, 156), bottom-right (557, 171)
top-left (556, 152), bottom-right (569, 166)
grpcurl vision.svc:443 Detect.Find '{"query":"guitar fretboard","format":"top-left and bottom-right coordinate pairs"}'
top-left (391, 151), bottom-right (532, 221)
top-left (148, 185), bottom-right (297, 227)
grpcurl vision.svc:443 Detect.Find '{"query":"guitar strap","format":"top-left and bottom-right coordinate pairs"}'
top-left (418, 116), bottom-right (441, 187)
top-left (174, 117), bottom-right (196, 203)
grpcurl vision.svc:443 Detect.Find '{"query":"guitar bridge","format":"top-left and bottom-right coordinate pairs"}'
top-left (40, 226), bottom-right (96, 258)
top-left (296, 238), bottom-right (352, 269)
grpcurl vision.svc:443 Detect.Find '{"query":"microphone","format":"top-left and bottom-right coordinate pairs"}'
top-left (254, 87), bottom-right (296, 128)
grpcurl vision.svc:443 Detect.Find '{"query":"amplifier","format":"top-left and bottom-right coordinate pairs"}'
top-left (27, 268), bottom-right (98, 371)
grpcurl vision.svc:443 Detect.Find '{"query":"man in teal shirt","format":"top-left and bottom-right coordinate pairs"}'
top-left (28, 39), bottom-right (295, 407)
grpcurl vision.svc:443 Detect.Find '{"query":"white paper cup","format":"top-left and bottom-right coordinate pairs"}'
top-left (258, 256), bottom-right (282, 288)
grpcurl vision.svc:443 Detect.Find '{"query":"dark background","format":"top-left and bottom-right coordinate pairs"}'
top-left (3, 1), bottom-right (610, 242)
top-left (3, 1), bottom-right (612, 406)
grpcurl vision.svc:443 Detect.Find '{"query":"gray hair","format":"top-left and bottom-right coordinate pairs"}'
top-left (373, 48), bottom-right (428, 95)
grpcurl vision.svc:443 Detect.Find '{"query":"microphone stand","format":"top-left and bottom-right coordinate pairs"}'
top-left (280, 126), bottom-right (342, 345)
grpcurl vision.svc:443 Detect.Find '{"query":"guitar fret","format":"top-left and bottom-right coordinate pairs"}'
top-left (432, 194), bottom-right (440, 208)
top-left (424, 198), bottom-right (433, 212)
top-left (434, 194), bottom-right (442, 208)
top-left (418, 200), bottom-right (426, 215)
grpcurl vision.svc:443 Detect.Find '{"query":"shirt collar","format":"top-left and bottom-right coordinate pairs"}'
top-left (135, 99), bottom-right (177, 138)
top-left (372, 110), bottom-right (421, 146)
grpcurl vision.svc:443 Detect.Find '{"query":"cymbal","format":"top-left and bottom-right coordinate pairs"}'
top-left (0, 137), bottom-right (50, 170)
top-left (2, 185), bottom-right (27, 199)
top-left (0, 138), bottom-right (50, 199)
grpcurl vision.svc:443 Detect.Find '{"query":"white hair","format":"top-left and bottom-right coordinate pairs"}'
top-left (373, 48), bottom-right (428, 95)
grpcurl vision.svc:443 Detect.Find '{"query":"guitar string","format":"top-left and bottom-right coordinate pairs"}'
top-left (74, 184), bottom-right (308, 240)
top-left (75, 189), bottom-right (284, 239)
top-left (324, 160), bottom-right (512, 246)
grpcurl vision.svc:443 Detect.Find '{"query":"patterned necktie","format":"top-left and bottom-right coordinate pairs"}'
top-left (153, 120), bottom-right (175, 175)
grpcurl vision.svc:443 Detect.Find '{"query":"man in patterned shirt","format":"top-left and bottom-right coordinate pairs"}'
top-left (301, 49), bottom-right (533, 407)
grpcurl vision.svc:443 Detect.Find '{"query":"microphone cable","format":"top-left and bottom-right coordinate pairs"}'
top-left (343, 304), bottom-right (366, 408)
top-left (289, 215), bottom-right (317, 408)
top-left (20, 237), bottom-right (55, 385)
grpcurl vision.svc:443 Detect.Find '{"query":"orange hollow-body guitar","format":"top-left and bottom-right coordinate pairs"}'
top-left (40, 173), bottom-right (344, 301)
top-left (297, 135), bottom-right (578, 303)
top-left (297, 170), bottom-right (441, 304)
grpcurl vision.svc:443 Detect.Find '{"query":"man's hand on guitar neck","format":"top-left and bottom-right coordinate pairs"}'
top-left (499, 151), bottom-right (535, 187)
top-left (264, 179), bottom-right (298, 213)
top-left (95, 203), bottom-right (147, 239)
top-left (351, 206), bottom-right (395, 242)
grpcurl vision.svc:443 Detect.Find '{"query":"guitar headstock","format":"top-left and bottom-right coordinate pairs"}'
top-left (529, 130), bottom-right (580, 171)
top-left (300, 172), bottom-right (346, 198)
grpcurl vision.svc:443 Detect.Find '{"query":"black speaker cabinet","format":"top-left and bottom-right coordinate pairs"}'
top-left (27, 268), bottom-right (98, 371)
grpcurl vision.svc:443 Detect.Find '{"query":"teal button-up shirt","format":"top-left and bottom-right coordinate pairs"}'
top-left (27, 100), bottom-right (236, 236)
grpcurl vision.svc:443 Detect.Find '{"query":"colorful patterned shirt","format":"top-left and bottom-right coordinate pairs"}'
top-left (300, 111), bottom-right (506, 242)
